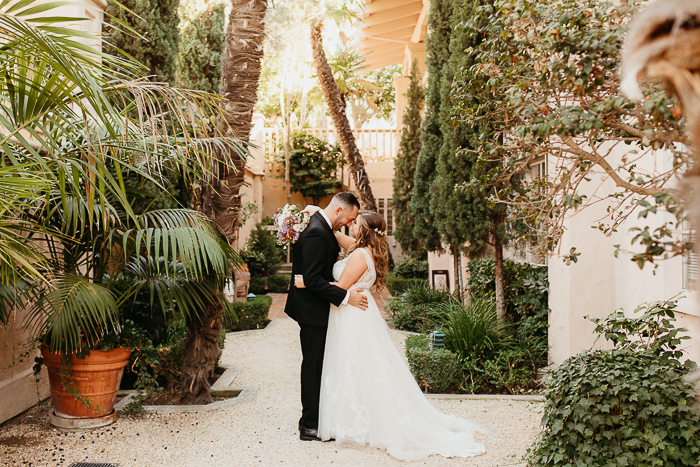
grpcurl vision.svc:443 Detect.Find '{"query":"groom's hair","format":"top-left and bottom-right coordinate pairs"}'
top-left (330, 192), bottom-right (360, 210)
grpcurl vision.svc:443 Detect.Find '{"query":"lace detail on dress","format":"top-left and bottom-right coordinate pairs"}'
top-left (332, 248), bottom-right (376, 290)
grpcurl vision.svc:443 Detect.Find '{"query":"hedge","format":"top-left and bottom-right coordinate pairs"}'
top-left (407, 347), bottom-right (462, 393)
top-left (221, 295), bottom-right (273, 332)
top-left (386, 273), bottom-right (426, 296)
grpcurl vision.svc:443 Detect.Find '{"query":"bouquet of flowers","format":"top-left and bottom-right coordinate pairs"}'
top-left (273, 204), bottom-right (310, 247)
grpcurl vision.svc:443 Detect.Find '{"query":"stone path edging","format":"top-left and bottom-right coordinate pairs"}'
top-left (225, 317), bottom-right (280, 337)
top-left (426, 394), bottom-right (545, 402)
top-left (114, 363), bottom-right (258, 414)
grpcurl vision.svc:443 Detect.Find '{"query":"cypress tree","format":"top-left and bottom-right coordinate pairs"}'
top-left (176, 0), bottom-right (226, 93)
top-left (104, 0), bottom-right (180, 83)
top-left (430, 0), bottom-right (519, 317)
top-left (410, 0), bottom-right (453, 253)
top-left (429, 0), bottom-right (489, 282)
top-left (392, 59), bottom-right (424, 257)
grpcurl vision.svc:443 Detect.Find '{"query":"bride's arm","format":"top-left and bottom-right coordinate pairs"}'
top-left (302, 204), bottom-right (321, 216)
top-left (333, 252), bottom-right (369, 290)
top-left (334, 231), bottom-right (355, 250)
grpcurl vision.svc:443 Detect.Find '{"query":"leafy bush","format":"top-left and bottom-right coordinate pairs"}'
top-left (467, 258), bottom-right (548, 327)
top-left (404, 281), bottom-right (453, 305)
top-left (407, 347), bottom-right (462, 393)
top-left (275, 130), bottom-right (344, 205)
top-left (387, 281), bottom-right (455, 332)
top-left (405, 334), bottom-right (429, 353)
top-left (386, 273), bottom-right (425, 296)
top-left (529, 299), bottom-right (700, 466)
top-left (267, 274), bottom-right (290, 293)
top-left (438, 298), bottom-right (545, 394)
top-left (393, 257), bottom-right (428, 279)
top-left (528, 349), bottom-right (700, 466)
top-left (588, 299), bottom-right (692, 367)
top-left (241, 219), bottom-right (285, 279)
top-left (114, 276), bottom-right (189, 397)
top-left (221, 295), bottom-right (273, 332)
top-left (249, 274), bottom-right (290, 294)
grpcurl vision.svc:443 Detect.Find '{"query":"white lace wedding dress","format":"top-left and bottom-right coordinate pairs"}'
top-left (318, 248), bottom-right (486, 461)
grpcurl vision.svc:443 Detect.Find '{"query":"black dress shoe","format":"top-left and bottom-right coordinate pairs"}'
top-left (299, 426), bottom-right (321, 441)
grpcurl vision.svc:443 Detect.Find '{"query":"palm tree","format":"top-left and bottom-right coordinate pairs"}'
top-left (188, 0), bottom-right (268, 404)
top-left (310, 18), bottom-right (377, 211)
top-left (200, 0), bottom-right (268, 242)
top-left (0, 0), bottom-right (246, 404)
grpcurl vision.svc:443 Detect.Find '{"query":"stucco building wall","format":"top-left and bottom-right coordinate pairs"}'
top-left (548, 144), bottom-right (700, 366)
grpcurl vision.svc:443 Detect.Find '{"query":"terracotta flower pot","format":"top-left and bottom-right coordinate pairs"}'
top-left (41, 345), bottom-right (131, 419)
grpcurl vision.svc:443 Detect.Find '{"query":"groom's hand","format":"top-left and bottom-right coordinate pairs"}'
top-left (348, 290), bottom-right (368, 310)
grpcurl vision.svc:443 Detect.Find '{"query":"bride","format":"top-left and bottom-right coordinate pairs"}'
top-left (295, 208), bottom-right (486, 461)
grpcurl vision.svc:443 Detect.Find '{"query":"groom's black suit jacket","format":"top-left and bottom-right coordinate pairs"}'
top-left (284, 212), bottom-right (347, 327)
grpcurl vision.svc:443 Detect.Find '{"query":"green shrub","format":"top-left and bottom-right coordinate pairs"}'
top-left (249, 274), bottom-right (290, 294)
top-left (407, 347), bottom-right (462, 393)
top-left (404, 280), bottom-right (453, 305)
top-left (443, 299), bottom-right (503, 361)
top-left (387, 301), bottom-right (452, 333)
top-left (267, 274), bottom-right (290, 293)
top-left (405, 333), bottom-right (429, 353)
top-left (393, 257), bottom-right (429, 279)
top-left (528, 349), bottom-right (700, 466)
top-left (221, 295), bottom-right (273, 332)
top-left (387, 281), bottom-right (456, 332)
top-left (467, 258), bottom-right (548, 328)
top-left (386, 273), bottom-right (425, 296)
top-left (529, 298), bottom-right (700, 465)
top-left (588, 299), bottom-right (692, 367)
top-left (241, 220), bottom-right (285, 278)
top-left (249, 275), bottom-right (268, 295)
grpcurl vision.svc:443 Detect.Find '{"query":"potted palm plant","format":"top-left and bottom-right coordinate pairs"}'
top-left (0, 0), bottom-right (245, 427)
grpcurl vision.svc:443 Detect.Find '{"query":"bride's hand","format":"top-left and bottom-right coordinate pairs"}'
top-left (302, 205), bottom-right (321, 216)
top-left (294, 274), bottom-right (306, 289)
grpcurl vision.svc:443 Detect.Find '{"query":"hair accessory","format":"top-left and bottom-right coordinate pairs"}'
top-left (374, 228), bottom-right (385, 236)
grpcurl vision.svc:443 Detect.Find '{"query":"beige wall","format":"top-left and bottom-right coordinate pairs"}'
top-left (548, 146), bottom-right (700, 366)
top-left (428, 249), bottom-right (469, 294)
top-left (0, 311), bottom-right (50, 424)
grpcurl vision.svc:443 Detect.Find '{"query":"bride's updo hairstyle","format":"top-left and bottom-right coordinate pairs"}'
top-left (345, 210), bottom-right (388, 290)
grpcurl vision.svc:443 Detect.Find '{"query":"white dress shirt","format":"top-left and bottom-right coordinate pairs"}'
top-left (319, 210), bottom-right (350, 306)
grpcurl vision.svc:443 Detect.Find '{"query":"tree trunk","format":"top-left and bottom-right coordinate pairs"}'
top-left (310, 20), bottom-right (376, 212)
top-left (494, 240), bottom-right (505, 322)
top-left (284, 92), bottom-right (292, 205)
top-left (184, 0), bottom-right (267, 405)
top-left (451, 245), bottom-right (462, 302)
top-left (180, 302), bottom-right (222, 404)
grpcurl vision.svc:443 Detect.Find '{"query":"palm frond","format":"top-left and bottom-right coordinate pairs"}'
top-left (25, 274), bottom-right (119, 353)
top-left (122, 256), bottom-right (224, 322)
top-left (0, 278), bottom-right (31, 326)
top-left (122, 209), bottom-right (240, 280)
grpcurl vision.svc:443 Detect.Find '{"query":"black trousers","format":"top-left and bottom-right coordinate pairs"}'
top-left (299, 323), bottom-right (328, 430)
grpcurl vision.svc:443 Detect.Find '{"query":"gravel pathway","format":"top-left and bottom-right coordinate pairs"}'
top-left (0, 318), bottom-right (543, 466)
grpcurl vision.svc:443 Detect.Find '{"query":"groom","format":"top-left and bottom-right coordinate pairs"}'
top-left (285, 192), bottom-right (368, 441)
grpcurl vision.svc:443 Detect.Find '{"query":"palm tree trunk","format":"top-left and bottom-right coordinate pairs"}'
top-left (180, 302), bottom-right (223, 404)
top-left (310, 20), bottom-right (376, 212)
top-left (183, 0), bottom-right (267, 405)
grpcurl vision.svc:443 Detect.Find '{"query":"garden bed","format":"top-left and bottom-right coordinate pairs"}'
top-left (115, 363), bottom-right (257, 414)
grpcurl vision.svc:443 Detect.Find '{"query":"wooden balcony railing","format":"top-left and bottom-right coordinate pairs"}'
top-left (263, 128), bottom-right (400, 163)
